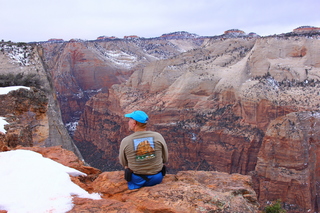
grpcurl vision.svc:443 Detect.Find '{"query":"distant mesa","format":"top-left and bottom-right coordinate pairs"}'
top-left (160, 31), bottom-right (199, 39)
top-left (293, 26), bottom-right (320, 33)
top-left (222, 29), bottom-right (259, 38)
top-left (97, 36), bottom-right (118, 40)
top-left (248, 32), bottom-right (259, 37)
top-left (124, 35), bottom-right (139, 39)
top-left (224, 29), bottom-right (245, 35)
top-left (47, 38), bottom-right (64, 42)
top-left (96, 35), bottom-right (139, 40)
top-left (69, 39), bottom-right (83, 42)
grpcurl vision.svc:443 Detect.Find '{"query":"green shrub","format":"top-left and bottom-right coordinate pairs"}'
top-left (264, 200), bottom-right (286, 213)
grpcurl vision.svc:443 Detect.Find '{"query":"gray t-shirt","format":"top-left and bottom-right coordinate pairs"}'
top-left (119, 131), bottom-right (168, 175)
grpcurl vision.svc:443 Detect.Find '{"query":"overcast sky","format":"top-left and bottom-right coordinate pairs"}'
top-left (1, 0), bottom-right (320, 42)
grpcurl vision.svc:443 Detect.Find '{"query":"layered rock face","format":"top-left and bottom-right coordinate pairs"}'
top-left (0, 88), bottom-right (48, 149)
top-left (0, 42), bottom-right (81, 157)
top-left (67, 33), bottom-right (320, 212)
top-left (3, 32), bottom-right (320, 211)
top-left (253, 111), bottom-right (320, 212)
top-left (41, 38), bottom-right (203, 126)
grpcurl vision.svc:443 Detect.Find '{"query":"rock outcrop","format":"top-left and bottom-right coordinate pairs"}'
top-left (69, 170), bottom-right (259, 213)
top-left (253, 111), bottom-right (320, 212)
top-left (293, 26), bottom-right (320, 34)
top-left (0, 146), bottom-right (259, 213)
top-left (0, 41), bottom-right (82, 157)
top-left (0, 87), bottom-right (48, 148)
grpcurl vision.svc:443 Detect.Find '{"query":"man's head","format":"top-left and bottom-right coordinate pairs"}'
top-left (125, 110), bottom-right (149, 123)
top-left (125, 110), bottom-right (148, 132)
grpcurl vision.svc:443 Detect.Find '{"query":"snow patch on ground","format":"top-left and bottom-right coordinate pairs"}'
top-left (0, 150), bottom-right (101, 213)
top-left (0, 86), bottom-right (30, 95)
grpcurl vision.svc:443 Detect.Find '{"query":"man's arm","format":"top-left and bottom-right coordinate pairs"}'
top-left (119, 140), bottom-right (128, 167)
top-left (161, 137), bottom-right (169, 163)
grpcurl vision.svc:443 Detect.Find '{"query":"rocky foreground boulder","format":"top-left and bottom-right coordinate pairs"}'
top-left (71, 171), bottom-right (259, 213)
top-left (6, 146), bottom-right (259, 213)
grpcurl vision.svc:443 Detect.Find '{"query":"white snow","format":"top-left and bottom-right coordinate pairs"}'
top-left (105, 50), bottom-right (137, 67)
top-left (0, 117), bottom-right (9, 133)
top-left (0, 150), bottom-right (101, 213)
top-left (1, 44), bottom-right (32, 66)
top-left (65, 122), bottom-right (79, 135)
top-left (0, 86), bottom-right (30, 95)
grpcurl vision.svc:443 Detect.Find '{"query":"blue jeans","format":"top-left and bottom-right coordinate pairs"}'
top-left (128, 172), bottom-right (163, 190)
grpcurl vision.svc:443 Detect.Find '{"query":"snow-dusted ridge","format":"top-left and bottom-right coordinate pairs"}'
top-left (0, 42), bottom-right (33, 66)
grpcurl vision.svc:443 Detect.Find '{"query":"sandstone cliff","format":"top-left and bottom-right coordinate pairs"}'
top-left (253, 111), bottom-right (320, 212)
top-left (0, 41), bottom-right (81, 157)
top-left (40, 37), bottom-right (203, 126)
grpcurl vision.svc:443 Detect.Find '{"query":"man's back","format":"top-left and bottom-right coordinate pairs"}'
top-left (119, 130), bottom-right (168, 175)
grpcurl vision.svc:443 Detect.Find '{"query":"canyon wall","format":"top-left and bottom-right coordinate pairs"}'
top-left (41, 33), bottom-right (320, 212)
top-left (0, 42), bottom-right (81, 157)
top-left (40, 38), bottom-right (203, 126)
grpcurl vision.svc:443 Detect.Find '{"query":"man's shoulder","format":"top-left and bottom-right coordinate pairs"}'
top-left (123, 131), bottom-right (164, 140)
top-left (145, 131), bottom-right (163, 137)
top-left (122, 133), bottom-right (136, 141)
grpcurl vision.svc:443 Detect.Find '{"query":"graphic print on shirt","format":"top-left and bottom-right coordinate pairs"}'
top-left (133, 137), bottom-right (155, 161)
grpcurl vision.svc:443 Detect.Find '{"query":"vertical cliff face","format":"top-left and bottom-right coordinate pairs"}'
top-left (254, 111), bottom-right (320, 212)
top-left (41, 38), bottom-right (203, 126)
top-left (68, 33), bottom-right (320, 212)
top-left (0, 42), bottom-right (82, 158)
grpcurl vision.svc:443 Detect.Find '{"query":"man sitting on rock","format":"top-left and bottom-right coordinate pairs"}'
top-left (119, 110), bottom-right (168, 190)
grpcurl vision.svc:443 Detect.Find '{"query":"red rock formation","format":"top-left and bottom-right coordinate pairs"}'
top-left (0, 88), bottom-right (48, 148)
top-left (224, 29), bottom-right (245, 35)
top-left (41, 41), bottom-right (134, 123)
top-left (73, 92), bottom-right (127, 171)
top-left (253, 111), bottom-right (320, 212)
top-left (41, 38), bottom-right (198, 124)
top-left (70, 170), bottom-right (259, 212)
top-left (123, 35), bottom-right (139, 39)
top-left (69, 35), bottom-right (320, 213)
top-left (293, 26), bottom-right (320, 33)
top-left (0, 132), bottom-right (9, 151)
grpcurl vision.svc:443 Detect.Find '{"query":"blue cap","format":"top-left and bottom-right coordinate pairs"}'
top-left (125, 110), bottom-right (149, 123)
